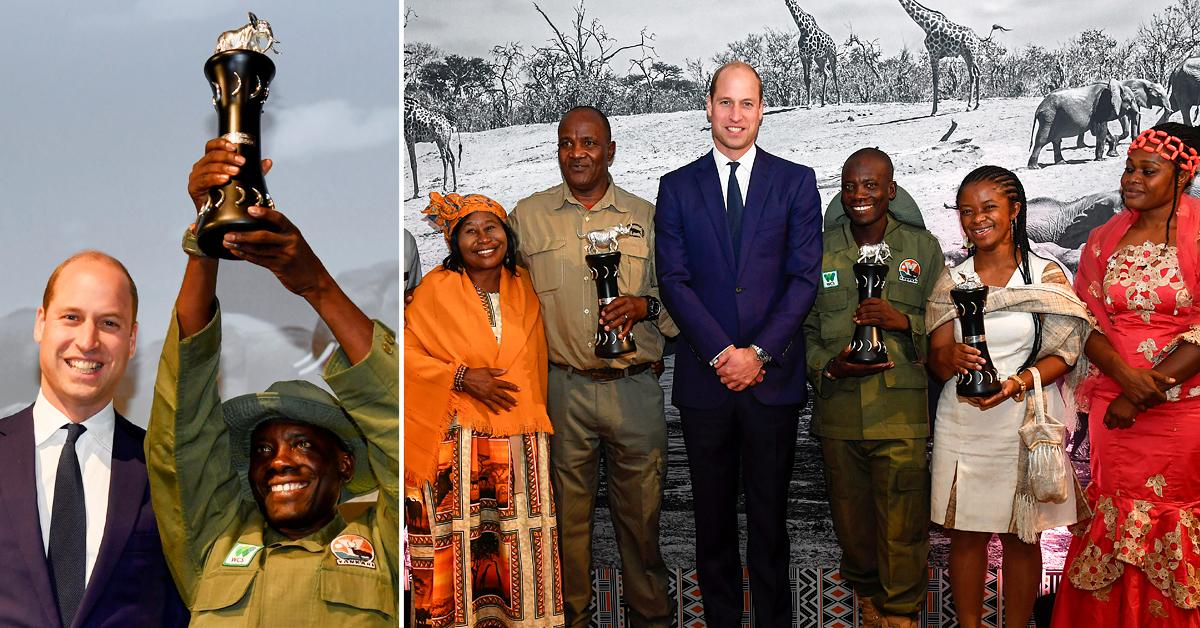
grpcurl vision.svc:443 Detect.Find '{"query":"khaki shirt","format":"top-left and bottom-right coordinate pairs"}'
top-left (509, 179), bottom-right (678, 370)
top-left (147, 307), bottom-right (399, 626)
top-left (803, 218), bottom-right (945, 440)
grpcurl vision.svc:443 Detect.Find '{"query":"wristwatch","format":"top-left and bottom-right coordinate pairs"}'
top-left (822, 357), bottom-right (838, 381)
top-left (644, 295), bottom-right (661, 321)
top-left (751, 344), bottom-right (772, 364)
top-left (181, 225), bottom-right (207, 257)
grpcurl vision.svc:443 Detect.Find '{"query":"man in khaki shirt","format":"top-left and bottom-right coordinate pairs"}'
top-left (508, 106), bottom-right (677, 628)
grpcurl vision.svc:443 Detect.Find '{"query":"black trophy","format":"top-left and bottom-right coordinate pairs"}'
top-left (582, 224), bottom-right (643, 358)
top-left (951, 277), bottom-right (1003, 398)
top-left (197, 13), bottom-right (281, 259)
top-left (847, 243), bottom-right (891, 364)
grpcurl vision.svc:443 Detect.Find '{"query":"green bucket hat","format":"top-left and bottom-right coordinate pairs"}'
top-left (222, 380), bottom-right (377, 501)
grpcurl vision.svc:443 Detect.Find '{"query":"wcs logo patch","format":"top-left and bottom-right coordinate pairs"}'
top-left (897, 259), bottom-right (922, 284)
top-left (822, 270), bottom-right (838, 288)
top-left (331, 534), bottom-right (377, 569)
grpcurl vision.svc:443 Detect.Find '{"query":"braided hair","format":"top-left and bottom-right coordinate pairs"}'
top-left (1140, 122), bottom-right (1200, 246)
top-left (957, 165), bottom-right (1041, 368)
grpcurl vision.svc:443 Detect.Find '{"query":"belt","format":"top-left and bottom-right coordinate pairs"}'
top-left (551, 361), bottom-right (654, 382)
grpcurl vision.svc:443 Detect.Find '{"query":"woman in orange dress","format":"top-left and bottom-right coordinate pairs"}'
top-left (404, 193), bottom-right (564, 627)
top-left (1052, 123), bottom-right (1200, 626)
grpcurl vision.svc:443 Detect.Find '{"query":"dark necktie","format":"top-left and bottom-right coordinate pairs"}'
top-left (727, 161), bottom-right (744, 263)
top-left (49, 423), bottom-right (87, 627)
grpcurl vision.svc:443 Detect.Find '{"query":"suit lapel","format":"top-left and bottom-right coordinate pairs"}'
top-left (737, 149), bottom-right (776, 278)
top-left (0, 407), bottom-right (61, 627)
top-left (75, 413), bottom-right (146, 625)
top-left (693, 152), bottom-right (735, 270)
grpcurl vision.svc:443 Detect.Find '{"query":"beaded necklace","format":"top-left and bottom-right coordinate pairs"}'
top-left (473, 283), bottom-right (498, 328)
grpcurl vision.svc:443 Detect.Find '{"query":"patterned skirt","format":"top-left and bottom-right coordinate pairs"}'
top-left (406, 423), bottom-right (565, 627)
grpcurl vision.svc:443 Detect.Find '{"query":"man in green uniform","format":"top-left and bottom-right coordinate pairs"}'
top-left (803, 148), bottom-right (944, 628)
top-left (146, 138), bottom-right (398, 625)
top-left (507, 106), bottom-right (677, 628)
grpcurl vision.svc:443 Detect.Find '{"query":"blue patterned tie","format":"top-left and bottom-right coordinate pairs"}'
top-left (50, 423), bottom-right (87, 627)
top-left (727, 161), bottom-right (744, 263)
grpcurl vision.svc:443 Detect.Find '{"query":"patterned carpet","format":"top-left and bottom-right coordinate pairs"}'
top-left (588, 566), bottom-right (1063, 627)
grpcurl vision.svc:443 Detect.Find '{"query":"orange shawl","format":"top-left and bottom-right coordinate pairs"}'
top-left (403, 266), bottom-right (551, 487)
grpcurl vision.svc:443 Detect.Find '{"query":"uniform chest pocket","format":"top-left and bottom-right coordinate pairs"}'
top-left (812, 289), bottom-right (852, 340)
top-left (523, 237), bottom-right (565, 293)
top-left (886, 283), bottom-right (926, 313)
top-left (319, 567), bottom-right (397, 619)
top-left (192, 570), bottom-right (257, 612)
top-left (617, 238), bottom-right (651, 294)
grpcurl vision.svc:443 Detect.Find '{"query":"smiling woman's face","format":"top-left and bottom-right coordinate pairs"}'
top-left (957, 181), bottom-right (1019, 253)
top-left (455, 211), bottom-right (508, 274)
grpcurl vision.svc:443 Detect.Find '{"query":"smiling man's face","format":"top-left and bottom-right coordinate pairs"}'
top-left (249, 419), bottom-right (354, 539)
top-left (34, 256), bottom-right (138, 422)
top-left (706, 64), bottom-right (764, 161)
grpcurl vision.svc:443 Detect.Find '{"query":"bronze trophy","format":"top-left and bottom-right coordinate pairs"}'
top-left (581, 224), bottom-right (644, 359)
top-left (197, 12), bottom-right (282, 259)
top-left (847, 243), bottom-right (891, 364)
top-left (951, 272), bottom-right (1003, 398)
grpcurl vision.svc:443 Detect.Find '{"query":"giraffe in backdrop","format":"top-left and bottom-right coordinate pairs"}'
top-left (783, 1), bottom-right (841, 107)
top-left (896, 0), bottom-right (1008, 115)
top-left (404, 95), bottom-right (461, 200)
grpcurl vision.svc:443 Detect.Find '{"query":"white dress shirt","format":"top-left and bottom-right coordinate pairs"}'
top-left (33, 390), bottom-right (114, 587)
top-left (713, 143), bottom-right (757, 211)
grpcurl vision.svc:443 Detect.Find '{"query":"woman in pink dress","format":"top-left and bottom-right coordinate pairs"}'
top-left (1053, 122), bottom-right (1200, 626)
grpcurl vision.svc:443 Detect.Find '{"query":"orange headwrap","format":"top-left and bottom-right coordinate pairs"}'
top-left (422, 192), bottom-right (508, 243)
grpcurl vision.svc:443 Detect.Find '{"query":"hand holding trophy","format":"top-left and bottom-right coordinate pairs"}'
top-left (951, 271), bottom-right (1004, 398)
top-left (581, 223), bottom-right (644, 358)
top-left (846, 243), bottom-right (891, 364)
top-left (195, 12), bottom-right (282, 259)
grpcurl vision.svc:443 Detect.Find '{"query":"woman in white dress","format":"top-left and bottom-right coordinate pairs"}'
top-left (927, 166), bottom-right (1090, 628)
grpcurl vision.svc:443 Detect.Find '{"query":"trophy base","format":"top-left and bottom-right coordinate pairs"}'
top-left (595, 328), bottom-right (636, 359)
top-left (846, 349), bottom-right (889, 365)
top-left (196, 213), bottom-right (279, 259)
top-left (956, 369), bottom-right (1003, 398)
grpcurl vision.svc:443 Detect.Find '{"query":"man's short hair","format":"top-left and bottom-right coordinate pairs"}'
top-left (561, 105), bottom-right (612, 142)
top-left (845, 147), bottom-right (895, 180)
top-left (42, 250), bottom-right (139, 321)
top-left (708, 61), bottom-right (764, 102)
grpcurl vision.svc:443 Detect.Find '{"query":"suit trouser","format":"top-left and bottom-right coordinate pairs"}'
top-left (679, 393), bottom-right (800, 628)
top-left (820, 436), bottom-right (930, 617)
top-left (547, 367), bottom-right (671, 628)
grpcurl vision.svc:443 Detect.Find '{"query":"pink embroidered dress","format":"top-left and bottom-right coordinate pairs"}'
top-left (1053, 195), bottom-right (1200, 627)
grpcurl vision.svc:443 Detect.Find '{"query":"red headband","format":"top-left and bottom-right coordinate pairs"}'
top-left (1128, 129), bottom-right (1200, 175)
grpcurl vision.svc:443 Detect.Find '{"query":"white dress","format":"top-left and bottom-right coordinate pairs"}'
top-left (930, 253), bottom-right (1080, 533)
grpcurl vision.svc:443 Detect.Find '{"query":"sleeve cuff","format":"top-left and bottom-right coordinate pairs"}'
top-left (177, 302), bottom-right (222, 359)
top-left (709, 344), bottom-right (735, 367)
top-left (324, 321), bottom-right (400, 411)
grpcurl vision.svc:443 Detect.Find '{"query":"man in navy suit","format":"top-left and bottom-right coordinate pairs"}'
top-left (0, 251), bottom-right (184, 627)
top-left (654, 61), bottom-right (822, 627)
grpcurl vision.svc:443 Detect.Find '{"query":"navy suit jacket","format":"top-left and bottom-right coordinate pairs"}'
top-left (0, 406), bottom-right (186, 628)
top-left (655, 147), bottom-right (822, 409)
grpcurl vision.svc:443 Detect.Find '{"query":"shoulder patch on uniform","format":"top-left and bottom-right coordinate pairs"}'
top-left (897, 259), bottom-right (921, 284)
top-left (822, 270), bottom-right (839, 288)
top-left (223, 542), bottom-right (263, 567)
top-left (331, 534), bottom-right (377, 569)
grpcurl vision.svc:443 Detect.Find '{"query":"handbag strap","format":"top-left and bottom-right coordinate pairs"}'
top-left (1028, 365), bottom-right (1047, 426)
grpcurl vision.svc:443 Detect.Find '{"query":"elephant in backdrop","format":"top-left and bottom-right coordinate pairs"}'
top-left (1028, 79), bottom-right (1137, 169)
top-left (1074, 78), bottom-right (1169, 146)
top-left (1162, 57), bottom-right (1200, 126)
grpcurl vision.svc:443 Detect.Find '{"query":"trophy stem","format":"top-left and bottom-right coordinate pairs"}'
top-left (951, 285), bottom-right (1003, 398)
top-left (586, 251), bottom-right (636, 358)
top-left (197, 49), bottom-right (278, 259)
top-left (846, 262), bottom-right (889, 365)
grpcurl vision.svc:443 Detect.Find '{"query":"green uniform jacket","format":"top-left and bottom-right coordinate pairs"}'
top-left (803, 218), bottom-right (945, 440)
top-left (147, 307), bottom-right (399, 626)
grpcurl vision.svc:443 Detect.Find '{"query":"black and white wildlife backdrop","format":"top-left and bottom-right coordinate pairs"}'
top-left (405, 0), bottom-right (1198, 568)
